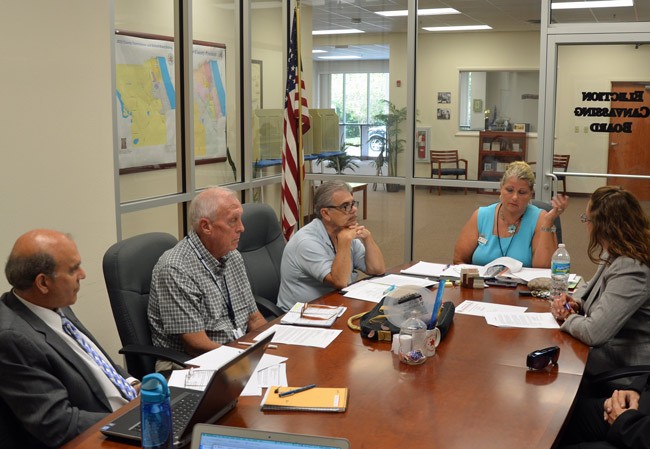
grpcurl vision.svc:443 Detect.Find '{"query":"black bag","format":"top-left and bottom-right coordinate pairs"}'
top-left (359, 298), bottom-right (399, 341)
top-left (353, 298), bottom-right (455, 342)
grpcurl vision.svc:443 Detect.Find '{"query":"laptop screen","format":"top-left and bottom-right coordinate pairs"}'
top-left (192, 424), bottom-right (350, 449)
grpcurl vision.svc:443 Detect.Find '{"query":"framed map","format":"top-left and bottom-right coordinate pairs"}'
top-left (114, 31), bottom-right (227, 172)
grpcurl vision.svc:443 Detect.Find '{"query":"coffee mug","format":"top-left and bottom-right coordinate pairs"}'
top-left (424, 328), bottom-right (441, 357)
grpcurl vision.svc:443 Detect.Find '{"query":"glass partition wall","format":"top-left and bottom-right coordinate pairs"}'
top-left (113, 0), bottom-right (650, 275)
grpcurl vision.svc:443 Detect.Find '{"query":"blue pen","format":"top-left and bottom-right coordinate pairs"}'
top-left (383, 284), bottom-right (396, 295)
top-left (428, 282), bottom-right (445, 329)
top-left (278, 384), bottom-right (317, 398)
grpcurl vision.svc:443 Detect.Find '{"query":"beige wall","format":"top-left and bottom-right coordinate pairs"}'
top-left (555, 43), bottom-right (650, 195)
top-left (0, 1), bottom-right (123, 360)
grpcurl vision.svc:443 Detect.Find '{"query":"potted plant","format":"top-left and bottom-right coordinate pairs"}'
top-left (315, 141), bottom-right (360, 174)
top-left (369, 100), bottom-right (408, 192)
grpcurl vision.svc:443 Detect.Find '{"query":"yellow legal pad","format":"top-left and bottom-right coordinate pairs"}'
top-left (261, 387), bottom-right (349, 412)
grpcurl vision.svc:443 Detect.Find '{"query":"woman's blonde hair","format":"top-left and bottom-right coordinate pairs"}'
top-left (500, 161), bottom-right (535, 191)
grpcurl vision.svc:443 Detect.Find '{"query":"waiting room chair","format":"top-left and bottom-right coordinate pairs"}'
top-left (103, 232), bottom-right (190, 379)
top-left (553, 154), bottom-right (570, 194)
top-left (237, 203), bottom-right (286, 319)
top-left (429, 150), bottom-right (468, 195)
top-left (532, 200), bottom-right (563, 244)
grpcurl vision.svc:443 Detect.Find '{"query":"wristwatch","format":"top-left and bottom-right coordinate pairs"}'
top-left (541, 225), bottom-right (556, 233)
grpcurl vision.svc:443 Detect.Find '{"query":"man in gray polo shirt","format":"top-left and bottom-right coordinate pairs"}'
top-left (277, 181), bottom-right (385, 311)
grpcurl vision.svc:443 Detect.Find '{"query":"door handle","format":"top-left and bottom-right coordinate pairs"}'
top-left (610, 142), bottom-right (619, 147)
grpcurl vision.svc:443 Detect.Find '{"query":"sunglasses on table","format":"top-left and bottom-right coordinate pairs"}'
top-left (526, 346), bottom-right (560, 371)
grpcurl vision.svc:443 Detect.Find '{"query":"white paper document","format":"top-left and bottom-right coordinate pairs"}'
top-left (484, 312), bottom-right (560, 329)
top-left (185, 345), bottom-right (242, 368)
top-left (455, 300), bottom-right (528, 317)
top-left (167, 353), bottom-right (288, 396)
top-left (271, 325), bottom-right (342, 348)
top-left (343, 274), bottom-right (436, 302)
top-left (400, 261), bottom-right (451, 277)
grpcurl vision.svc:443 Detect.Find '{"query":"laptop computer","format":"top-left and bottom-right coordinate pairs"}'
top-left (101, 333), bottom-right (274, 448)
top-left (191, 423), bottom-right (350, 449)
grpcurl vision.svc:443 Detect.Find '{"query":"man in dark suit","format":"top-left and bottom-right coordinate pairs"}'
top-left (0, 229), bottom-right (138, 449)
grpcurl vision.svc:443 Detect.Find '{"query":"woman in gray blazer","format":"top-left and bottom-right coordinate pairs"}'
top-left (551, 186), bottom-right (650, 378)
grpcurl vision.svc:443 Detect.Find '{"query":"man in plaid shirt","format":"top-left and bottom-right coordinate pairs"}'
top-left (149, 187), bottom-right (267, 371)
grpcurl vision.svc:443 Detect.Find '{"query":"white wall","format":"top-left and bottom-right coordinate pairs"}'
top-left (0, 1), bottom-right (123, 360)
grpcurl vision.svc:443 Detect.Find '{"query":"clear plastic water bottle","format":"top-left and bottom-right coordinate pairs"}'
top-left (141, 373), bottom-right (173, 449)
top-left (550, 243), bottom-right (571, 300)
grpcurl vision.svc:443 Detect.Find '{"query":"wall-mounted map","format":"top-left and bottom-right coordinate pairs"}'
top-left (115, 32), bottom-right (226, 171)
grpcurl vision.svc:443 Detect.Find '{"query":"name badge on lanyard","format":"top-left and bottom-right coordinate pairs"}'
top-left (232, 328), bottom-right (244, 339)
top-left (478, 234), bottom-right (488, 246)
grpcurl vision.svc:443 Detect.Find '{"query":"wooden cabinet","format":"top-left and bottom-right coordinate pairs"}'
top-left (477, 131), bottom-right (527, 193)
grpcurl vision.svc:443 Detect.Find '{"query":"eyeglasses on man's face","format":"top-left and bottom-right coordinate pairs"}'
top-left (579, 212), bottom-right (592, 223)
top-left (325, 200), bottom-right (359, 214)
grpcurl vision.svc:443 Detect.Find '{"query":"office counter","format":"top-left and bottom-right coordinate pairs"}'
top-left (62, 284), bottom-right (588, 449)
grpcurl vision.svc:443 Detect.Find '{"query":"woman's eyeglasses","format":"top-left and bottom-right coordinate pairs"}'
top-left (579, 213), bottom-right (591, 223)
top-left (325, 200), bottom-right (359, 214)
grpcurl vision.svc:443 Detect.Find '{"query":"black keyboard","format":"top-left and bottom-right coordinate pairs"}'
top-left (133, 390), bottom-right (202, 436)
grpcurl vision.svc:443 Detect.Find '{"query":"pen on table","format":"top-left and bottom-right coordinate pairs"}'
top-left (383, 284), bottom-right (396, 295)
top-left (277, 384), bottom-right (317, 398)
top-left (238, 341), bottom-right (278, 349)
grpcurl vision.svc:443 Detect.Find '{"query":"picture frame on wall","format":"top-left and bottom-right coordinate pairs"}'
top-left (114, 30), bottom-right (227, 174)
top-left (437, 108), bottom-right (451, 120)
top-left (437, 92), bottom-right (451, 104)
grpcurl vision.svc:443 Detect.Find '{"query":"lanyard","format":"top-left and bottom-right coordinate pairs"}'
top-left (186, 236), bottom-right (239, 331)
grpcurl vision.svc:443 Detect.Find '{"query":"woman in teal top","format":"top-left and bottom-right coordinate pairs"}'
top-left (454, 161), bottom-right (569, 268)
top-left (472, 202), bottom-right (541, 267)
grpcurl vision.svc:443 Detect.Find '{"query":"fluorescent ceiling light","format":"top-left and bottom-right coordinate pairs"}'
top-left (423, 25), bottom-right (492, 32)
top-left (551, 0), bottom-right (633, 9)
top-left (312, 29), bottom-right (364, 35)
top-left (376, 8), bottom-right (460, 17)
top-left (317, 55), bottom-right (362, 60)
top-left (312, 49), bottom-right (327, 54)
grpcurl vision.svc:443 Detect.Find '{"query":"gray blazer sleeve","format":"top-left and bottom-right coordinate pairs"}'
top-left (561, 257), bottom-right (650, 347)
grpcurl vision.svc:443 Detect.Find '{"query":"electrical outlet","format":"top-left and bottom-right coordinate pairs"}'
top-left (574, 126), bottom-right (579, 133)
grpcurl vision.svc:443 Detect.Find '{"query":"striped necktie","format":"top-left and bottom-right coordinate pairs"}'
top-left (60, 313), bottom-right (137, 401)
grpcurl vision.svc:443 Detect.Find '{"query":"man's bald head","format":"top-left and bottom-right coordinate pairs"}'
top-left (5, 230), bottom-right (74, 291)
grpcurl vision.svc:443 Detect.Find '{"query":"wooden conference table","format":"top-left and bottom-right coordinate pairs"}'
top-left (63, 282), bottom-right (589, 449)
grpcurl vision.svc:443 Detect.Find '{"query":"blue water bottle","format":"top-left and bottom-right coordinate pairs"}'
top-left (140, 373), bottom-right (173, 449)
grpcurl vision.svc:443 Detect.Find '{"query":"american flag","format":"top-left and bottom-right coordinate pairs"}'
top-left (282, 6), bottom-right (310, 241)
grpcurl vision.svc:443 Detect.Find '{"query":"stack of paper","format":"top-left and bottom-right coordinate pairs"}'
top-left (342, 274), bottom-right (435, 303)
top-left (281, 303), bottom-right (346, 327)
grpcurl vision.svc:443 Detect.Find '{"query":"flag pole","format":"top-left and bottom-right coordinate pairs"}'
top-left (295, 0), bottom-right (304, 228)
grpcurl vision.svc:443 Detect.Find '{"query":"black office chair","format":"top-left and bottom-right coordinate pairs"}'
top-left (237, 203), bottom-right (285, 319)
top-left (103, 232), bottom-right (190, 379)
top-left (532, 200), bottom-right (563, 244)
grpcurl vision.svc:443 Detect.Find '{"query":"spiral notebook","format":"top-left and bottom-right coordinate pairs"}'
top-left (261, 386), bottom-right (348, 412)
